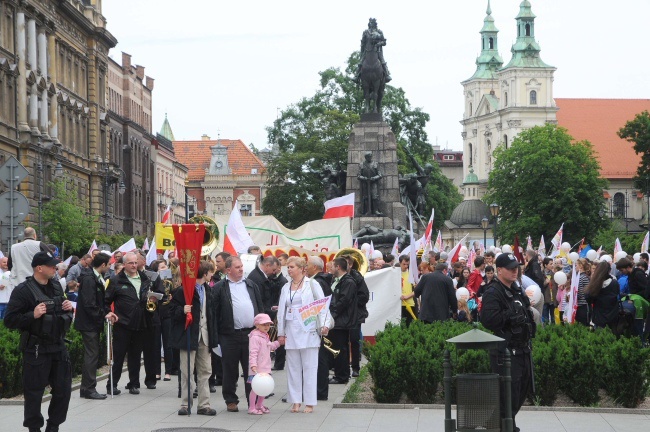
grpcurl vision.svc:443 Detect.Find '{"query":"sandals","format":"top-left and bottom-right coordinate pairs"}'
top-left (248, 408), bottom-right (264, 415)
top-left (303, 405), bottom-right (314, 413)
top-left (163, 375), bottom-right (171, 381)
top-left (259, 406), bottom-right (270, 414)
top-left (290, 403), bottom-right (301, 413)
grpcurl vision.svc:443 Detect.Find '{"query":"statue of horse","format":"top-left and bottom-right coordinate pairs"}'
top-left (358, 36), bottom-right (386, 114)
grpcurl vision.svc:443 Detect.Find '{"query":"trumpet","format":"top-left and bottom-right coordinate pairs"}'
top-left (145, 290), bottom-right (160, 312)
top-left (161, 279), bottom-right (174, 306)
top-left (323, 337), bottom-right (340, 358)
top-left (146, 299), bottom-right (157, 312)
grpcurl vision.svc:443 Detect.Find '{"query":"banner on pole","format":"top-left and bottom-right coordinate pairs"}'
top-left (154, 223), bottom-right (176, 251)
top-left (361, 267), bottom-right (402, 341)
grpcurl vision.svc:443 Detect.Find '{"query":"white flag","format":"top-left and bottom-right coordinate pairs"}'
top-left (223, 200), bottom-right (255, 255)
top-left (146, 237), bottom-right (157, 266)
top-left (87, 240), bottom-right (98, 256)
top-left (117, 238), bottom-right (137, 253)
top-left (407, 212), bottom-right (419, 285)
top-left (390, 237), bottom-right (399, 258)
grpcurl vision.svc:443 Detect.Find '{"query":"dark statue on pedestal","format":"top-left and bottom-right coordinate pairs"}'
top-left (317, 165), bottom-right (347, 200)
top-left (355, 18), bottom-right (390, 114)
top-left (358, 151), bottom-right (383, 216)
top-left (353, 225), bottom-right (411, 250)
top-left (399, 149), bottom-right (434, 224)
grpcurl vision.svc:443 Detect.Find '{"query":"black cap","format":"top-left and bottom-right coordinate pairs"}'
top-left (495, 253), bottom-right (519, 269)
top-left (31, 251), bottom-right (61, 268)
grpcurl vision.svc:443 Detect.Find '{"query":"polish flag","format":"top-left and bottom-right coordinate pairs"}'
top-left (407, 211), bottom-right (419, 285)
top-left (142, 237), bottom-right (150, 251)
top-left (223, 200), bottom-right (255, 255)
top-left (390, 237), bottom-right (399, 258)
top-left (161, 204), bottom-right (172, 224)
top-left (87, 239), bottom-right (98, 256)
top-left (448, 234), bottom-right (469, 265)
top-left (433, 230), bottom-right (442, 253)
top-left (353, 238), bottom-right (359, 249)
top-left (642, 232), bottom-right (649, 253)
top-left (424, 209), bottom-right (435, 242)
top-left (323, 193), bottom-right (355, 219)
top-left (145, 237), bottom-right (157, 266)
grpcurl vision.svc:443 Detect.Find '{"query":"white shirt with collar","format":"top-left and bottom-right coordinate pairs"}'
top-left (227, 277), bottom-right (255, 329)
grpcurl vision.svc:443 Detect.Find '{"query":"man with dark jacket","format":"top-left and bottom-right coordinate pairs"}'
top-left (414, 263), bottom-right (457, 323)
top-left (306, 256), bottom-right (333, 400)
top-left (212, 256), bottom-right (264, 412)
top-left (524, 251), bottom-right (545, 289)
top-left (208, 251), bottom-right (230, 389)
top-left (328, 257), bottom-right (358, 384)
top-left (75, 253), bottom-right (117, 400)
top-left (481, 253), bottom-right (536, 432)
top-left (170, 260), bottom-right (218, 416)
top-left (617, 258), bottom-right (649, 299)
top-left (104, 252), bottom-right (158, 395)
top-left (342, 254), bottom-right (369, 377)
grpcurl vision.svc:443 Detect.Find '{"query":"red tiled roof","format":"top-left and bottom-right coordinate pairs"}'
top-left (555, 99), bottom-right (650, 179)
top-left (172, 139), bottom-right (266, 181)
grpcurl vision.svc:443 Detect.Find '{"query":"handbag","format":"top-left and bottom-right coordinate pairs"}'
top-left (310, 279), bottom-right (334, 336)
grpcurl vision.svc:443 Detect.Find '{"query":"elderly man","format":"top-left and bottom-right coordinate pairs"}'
top-left (66, 254), bottom-right (92, 293)
top-left (4, 251), bottom-right (74, 432)
top-left (0, 256), bottom-right (12, 319)
top-left (414, 263), bottom-right (457, 323)
top-left (105, 252), bottom-right (158, 395)
top-left (212, 256), bottom-right (264, 412)
top-left (8, 227), bottom-right (51, 285)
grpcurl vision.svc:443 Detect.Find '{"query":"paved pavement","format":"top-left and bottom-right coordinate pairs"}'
top-left (0, 364), bottom-right (648, 432)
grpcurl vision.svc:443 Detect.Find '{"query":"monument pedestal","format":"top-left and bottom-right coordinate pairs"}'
top-left (346, 119), bottom-right (407, 236)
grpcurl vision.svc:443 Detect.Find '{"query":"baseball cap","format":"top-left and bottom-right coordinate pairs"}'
top-left (254, 313), bottom-right (273, 326)
top-left (31, 251), bottom-right (61, 267)
top-left (495, 253), bottom-right (519, 269)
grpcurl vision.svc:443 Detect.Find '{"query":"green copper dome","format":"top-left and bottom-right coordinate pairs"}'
top-left (160, 113), bottom-right (175, 141)
top-left (502, 0), bottom-right (553, 69)
top-left (467, 0), bottom-right (503, 81)
top-left (464, 167), bottom-right (479, 184)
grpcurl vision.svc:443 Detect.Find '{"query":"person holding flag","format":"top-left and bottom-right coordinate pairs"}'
top-left (399, 255), bottom-right (417, 326)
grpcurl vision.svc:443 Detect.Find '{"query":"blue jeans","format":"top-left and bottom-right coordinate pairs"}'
top-left (542, 303), bottom-right (555, 325)
top-left (0, 303), bottom-right (7, 319)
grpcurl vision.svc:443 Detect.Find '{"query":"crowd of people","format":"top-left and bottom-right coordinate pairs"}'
top-left (2, 226), bottom-right (650, 432)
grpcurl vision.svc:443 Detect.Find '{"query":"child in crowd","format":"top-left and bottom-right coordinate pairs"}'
top-left (457, 299), bottom-right (472, 323)
top-left (248, 313), bottom-right (283, 415)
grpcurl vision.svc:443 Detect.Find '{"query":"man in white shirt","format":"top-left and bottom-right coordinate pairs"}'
top-left (0, 256), bottom-right (12, 319)
top-left (7, 227), bottom-right (51, 285)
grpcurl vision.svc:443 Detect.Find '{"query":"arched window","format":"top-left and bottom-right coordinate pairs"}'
top-left (530, 90), bottom-right (537, 105)
top-left (469, 102), bottom-right (473, 116)
top-left (613, 193), bottom-right (625, 218)
top-left (525, 23), bottom-right (531, 36)
top-left (469, 143), bottom-right (473, 166)
top-left (504, 92), bottom-right (508, 107)
top-left (488, 37), bottom-right (494, 49)
top-left (503, 135), bottom-right (508, 149)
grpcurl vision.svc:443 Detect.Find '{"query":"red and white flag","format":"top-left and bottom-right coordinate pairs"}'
top-left (433, 230), bottom-right (442, 253)
top-left (223, 200), bottom-right (255, 255)
top-left (565, 263), bottom-right (580, 324)
top-left (142, 237), bottom-right (150, 251)
top-left (642, 232), bottom-right (649, 253)
top-left (369, 240), bottom-right (375, 258)
top-left (614, 238), bottom-right (622, 257)
top-left (538, 235), bottom-right (546, 257)
top-left (526, 235), bottom-right (533, 252)
top-left (448, 234), bottom-right (469, 265)
top-left (390, 237), bottom-right (399, 258)
top-left (550, 223), bottom-right (564, 251)
top-left (353, 238), bottom-right (359, 249)
top-left (424, 209), bottom-right (435, 242)
top-left (87, 240), bottom-right (98, 256)
top-left (407, 211), bottom-right (419, 285)
top-left (323, 193), bottom-right (355, 219)
top-left (161, 204), bottom-right (172, 224)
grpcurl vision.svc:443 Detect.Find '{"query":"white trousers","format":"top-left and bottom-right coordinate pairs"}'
top-left (180, 340), bottom-right (212, 409)
top-left (286, 347), bottom-right (319, 406)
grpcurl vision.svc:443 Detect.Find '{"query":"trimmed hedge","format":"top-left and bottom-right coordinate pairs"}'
top-left (367, 321), bottom-right (650, 407)
top-left (0, 322), bottom-right (108, 399)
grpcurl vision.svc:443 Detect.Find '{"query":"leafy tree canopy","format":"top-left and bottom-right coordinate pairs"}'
top-left (41, 179), bottom-right (97, 257)
top-left (263, 52), bottom-right (461, 229)
top-left (617, 110), bottom-right (650, 190)
top-left (485, 124), bottom-right (609, 245)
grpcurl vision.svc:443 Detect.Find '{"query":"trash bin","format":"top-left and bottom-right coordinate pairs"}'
top-left (456, 373), bottom-right (500, 432)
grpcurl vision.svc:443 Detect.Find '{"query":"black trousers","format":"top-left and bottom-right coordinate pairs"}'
top-left (220, 329), bottom-right (252, 405)
top-left (273, 345), bottom-right (286, 369)
top-left (80, 331), bottom-right (100, 393)
top-left (349, 325), bottom-right (361, 371)
top-left (317, 339), bottom-right (330, 400)
top-left (209, 351), bottom-right (223, 386)
top-left (575, 304), bottom-right (590, 326)
top-left (23, 349), bottom-right (71, 429)
top-left (402, 305), bottom-right (418, 327)
top-left (161, 317), bottom-right (175, 375)
top-left (108, 324), bottom-right (143, 390)
top-left (328, 328), bottom-right (350, 382)
top-left (142, 325), bottom-right (159, 386)
top-left (490, 350), bottom-right (531, 431)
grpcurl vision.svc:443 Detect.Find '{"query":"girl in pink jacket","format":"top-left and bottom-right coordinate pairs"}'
top-left (248, 313), bottom-right (282, 415)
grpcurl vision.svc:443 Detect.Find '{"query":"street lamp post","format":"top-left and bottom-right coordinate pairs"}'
top-left (481, 216), bottom-right (489, 248)
top-left (158, 184), bottom-right (178, 221)
top-left (490, 203), bottom-right (500, 246)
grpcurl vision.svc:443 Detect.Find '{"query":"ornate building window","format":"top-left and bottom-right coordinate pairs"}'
top-left (613, 192), bottom-right (625, 218)
top-left (504, 92), bottom-right (508, 107)
top-left (530, 90), bottom-right (537, 105)
top-left (468, 143), bottom-right (473, 166)
top-left (503, 134), bottom-right (508, 149)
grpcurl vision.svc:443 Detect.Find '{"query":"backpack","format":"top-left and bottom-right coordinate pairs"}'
top-left (612, 297), bottom-right (636, 337)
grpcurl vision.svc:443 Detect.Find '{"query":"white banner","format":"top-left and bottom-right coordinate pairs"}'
top-left (213, 215), bottom-right (352, 254)
top-left (361, 267), bottom-right (402, 338)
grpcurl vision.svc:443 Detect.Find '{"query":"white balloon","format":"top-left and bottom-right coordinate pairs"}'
top-left (568, 252), bottom-right (580, 263)
top-left (371, 250), bottom-right (383, 260)
top-left (633, 253), bottom-right (641, 264)
top-left (601, 254), bottom-right (612, 263)
top-left (488, 246), bottom-right (496, 252)
top-left (459, 246), bottom-right (469, 256)
top-left (494, 248), bottom-right (502, 254)
top-left (615, 251), bottom-right (628, 262)
top-left (586, 249), bottom-right (598, 261)
top-left (360, 243), bottom-right (371, 252)
top-left (251, 373), bottom-right (275, 397)
top-left (525, 285), bottom-right (543, 306)
top-left (554, 271), bottom-right (567, 285)
top-left (456, 287), bottom-right (470, 301)
top-left (561, 242), bottom-right (571, 252)
top-left (502, 244), bottom-right (512, 254)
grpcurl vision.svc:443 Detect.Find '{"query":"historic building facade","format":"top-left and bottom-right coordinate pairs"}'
top-left (0, 0), bottom-right (116, 244)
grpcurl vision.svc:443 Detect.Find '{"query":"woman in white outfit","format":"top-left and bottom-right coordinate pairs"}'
top-left (277, 257), bottom-right (331, 413)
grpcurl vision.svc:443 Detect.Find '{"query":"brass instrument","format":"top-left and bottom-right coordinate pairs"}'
top-left (146, 299), bottom-right (157, 312)
top-left (323, 337), bottom-right (340, 358)
top-left (334, 248), bottom-right (369, 276)
top-left (188, 214), bottom-right (220, 256)
top-left (161, 279), bottom-right (174, 306)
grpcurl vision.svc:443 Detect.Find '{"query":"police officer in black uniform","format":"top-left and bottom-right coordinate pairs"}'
top-left (481, 253), bottom-right (535, 432)
top-left (4, 251), bottom-right (74, 432)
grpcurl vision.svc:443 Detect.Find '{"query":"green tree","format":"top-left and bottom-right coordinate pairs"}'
top-left (591, 225), bottom-right (645, 256)
top-left (618, 110), bottom-right (650, 189)
top-left (41, 179), bottom-right (97, 256)
top-left (485, 124), bottom-right (609, 245)
top-left (263, 52), bottom-right (461, 228)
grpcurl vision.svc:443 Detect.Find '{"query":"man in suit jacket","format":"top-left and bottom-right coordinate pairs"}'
top-left (414, 263), bottom-right (457, 323)
top-left (211, 256), bottom-right (264, 412)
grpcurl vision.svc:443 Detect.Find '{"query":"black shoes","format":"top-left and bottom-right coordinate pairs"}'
top-left (106, 387), bottom-right (121, 396)
top-left (178, 407), bottom-right (189, 416)
top-left (128, 387), bottom-right (140, 395)
top-left (329, 377), bottom-right (349, 384)
top-left (197, 407), bottom-right (217, 416)
top-left (271, 365), bottom-right (284, 371)
top-left (352, 369), bottom-right (360, 377)
top-left (146, 384), bottom-right (156, 390)
top-left (317, 396), bottom-right (328, 401)
top-left (209, 385), bottom-right (217, 393)
top-left (83, 390), bottom-right (107, 400)
top-left (44, 422), bottom-right (59, 432)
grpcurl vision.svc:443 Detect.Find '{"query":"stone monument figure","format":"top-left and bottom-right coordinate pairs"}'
top-left (399, 149), bottom-right (434, 219)
top-left (353, 225), bottom-right (411, 249)
top-left (317, 165), bottom-right (347, 200)
top-left (358, 151), bottom-right (383, 216)
top-left (355, 18), bottom-right (390, 114)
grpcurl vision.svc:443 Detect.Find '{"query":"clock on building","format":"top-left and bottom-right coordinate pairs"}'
top-left (215, 160), bottom-right (223, 169)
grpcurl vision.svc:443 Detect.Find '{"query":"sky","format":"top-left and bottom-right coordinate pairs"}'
top-left (102, 0), bottom-right (650, 152)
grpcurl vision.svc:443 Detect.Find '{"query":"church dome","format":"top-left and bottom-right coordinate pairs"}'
top-left (450, 199), bottom-right (490, 227)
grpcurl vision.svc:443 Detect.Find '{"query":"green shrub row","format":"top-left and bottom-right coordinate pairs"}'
top-left (0, 322), bottom-right (108, 399)
top-left (367, 321), bottom-right (650, 408)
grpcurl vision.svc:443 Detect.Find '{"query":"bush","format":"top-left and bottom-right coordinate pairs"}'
top-left (603, 335), bottom-right (650, 408)
top-left (0, 322), bottom-right (107, 399)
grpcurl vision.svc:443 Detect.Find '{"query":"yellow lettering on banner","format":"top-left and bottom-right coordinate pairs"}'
top-left (155, 223), bottom-right (176, 250)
